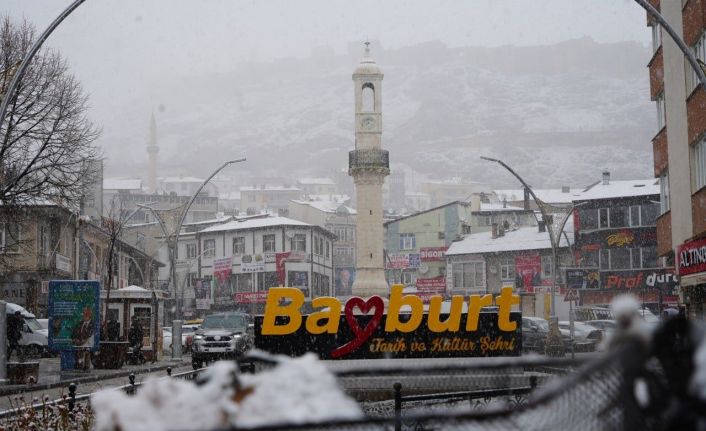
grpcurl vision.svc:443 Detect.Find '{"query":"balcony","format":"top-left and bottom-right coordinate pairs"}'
top-left (348, 149), bottom-right (390, 175)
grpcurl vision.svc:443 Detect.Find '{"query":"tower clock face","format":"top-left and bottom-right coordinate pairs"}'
top-left (361, 116), bottom-right (376, 131)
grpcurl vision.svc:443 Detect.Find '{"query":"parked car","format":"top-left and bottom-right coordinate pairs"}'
top-left (522, 317), bottom-right (549, 353)
top-left (163, 324), bottom-right (198, 354)
top-left (6, 303), bottom-right (49, 358)
top-left (191, 312), bottom-right (252, 370)
top-left (559, 321), bottom-right (603, 352)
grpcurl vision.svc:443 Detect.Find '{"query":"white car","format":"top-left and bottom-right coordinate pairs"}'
top-left (162, 325), bottom-right (197, 353)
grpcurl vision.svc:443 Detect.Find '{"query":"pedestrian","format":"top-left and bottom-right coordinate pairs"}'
top-left (128, 318), bottom-right (144, 364)
top-left (7, 311), bottom-right (23, 361)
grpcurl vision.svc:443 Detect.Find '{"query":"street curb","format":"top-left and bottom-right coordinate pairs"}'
top-left (0, 360), bottom-right (189, 397)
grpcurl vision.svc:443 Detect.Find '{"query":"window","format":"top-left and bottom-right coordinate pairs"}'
top-left (334, 227), bottom-right (346, 240)
top-left (361, 83), bottom-right (375, 112)
top-left (599, 208), bottom-right (609, 228)
top-left (695, 137), bottom-right (706, 190)
top-left (203, 239), bottom-right (215, 258)
top-left (263, 234), bottom-right (275, 252)
top-left (136, 232), bottom-right (146, 251)
top-left (399, 233), bottom-right (416, 250)
top-left (257, 272), bottom-right (279, 291)
top-left (608, 206), bottom-right (628, 228)
top-left (452, 262), bottom-right (485, 289)
top-left (291, 234), bottom-right (306, 251)
top-left (629, 206), bottom-right (641, 227)
top-left (642, 246), bottom-right (659, 269)
top-left (659, 171), bottom-right (670, 214)
top-left (582, 250), bottom-right (599, 268)
top-left (580, 209), bottom-right (598, 230)
top-left (656, 92), bottom-right (665, 130)
top-left (691, 32), bottom-right (706, 93)
top-left (319, 237), bottom-right (324, 256)
top-left (233, 273), bottom-right (253, 292)
top-left (0, 223), bottom-right (20, 253)
top-left (541, 255), bottom-right (553, 278)
top-left (500, 259), bottom-right (515, 280)
top-left (651, 24), bottom-right (661, 53)
top-left (641, 202), bottom-right (659, 225)
top-left (610, 248), bottom-right (631, 270)
top-left (233, 237), bottom-right (245, 255)
top-left (186, 243), bottom-right (197, 259)
top-left (325, 241), bottom-right (329, 258)
top-left (38, 225), bottom-right (48, 257)
top-left (401, 270), bottom-right (416, 286)
top-left (631, 248), bottom-right (642, 270)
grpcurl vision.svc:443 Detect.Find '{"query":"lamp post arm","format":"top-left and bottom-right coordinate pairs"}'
top-left (634, 0), bottom-right (706, 90)
top-left (0, 0), bottom-right (86, 133)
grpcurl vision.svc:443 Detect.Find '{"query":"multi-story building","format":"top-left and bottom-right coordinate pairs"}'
top-left (493, 187), bottom-right (580, 210)
top-left (572, 173), bottom-right (672, 309)
top-left (383, 200), bottom-right (536, 295)
top-left (0, 203), bottom-right (161, 316)
top-left (239, 185), bottom-right (302, 216)
top-left (646, 0), bottom-right (706, 318)
top-left (446, 222), bottom-right (574, 318)
top-left (296, 178), bottom-right (337, 197)
top-left (157, 176), bottom-right (218, 198)
top-left (195, 215), bottom-right (335, 313)
top-left (420, 178), bottom-right (489, 208)
top-left (288, 198), bottom-right (356, 297)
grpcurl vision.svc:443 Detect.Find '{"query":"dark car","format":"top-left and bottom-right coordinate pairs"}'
top-left (191, 312), bottom-right (252, 370)
top-left (522, 317), bottom-right (549, 353)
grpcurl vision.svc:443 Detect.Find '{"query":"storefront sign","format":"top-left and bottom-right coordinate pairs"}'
top-left (240, 255), bottom-right (265, 273)
top-left (255, 285), bottom-right (521, 360)
top-left (515, 255), bottom-right (541, 293)
top-left (48, 280), bottom-right (101, 351)
top-left (582, 290), bottom-right (679, 306)
top-left (213, 257), bottom-right (232, 282)
top-left (235, 291), bottom-right (269, 304)
top-left (580, 227), bottom-right (656, 249)
top-left (264, 253), bottom-right (276, 264)
top-left (677, 237), bottom-right (706, 276)
top-left (600, 269), bottom-right (679, 293)
top-left (387, 253), bottom-right (421, 269)
top-left (421, 247), bottom-right (448, 261)
top-left (416, 276), bottom-right (447, 289)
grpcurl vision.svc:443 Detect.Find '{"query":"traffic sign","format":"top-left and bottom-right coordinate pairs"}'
top-left (564, 288), bottom-right (580, 302)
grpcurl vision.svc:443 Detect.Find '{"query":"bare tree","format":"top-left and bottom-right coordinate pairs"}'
top-left (0, 16), bottom-right (100, 210)
top-left (101, 198), bottom-right (128, 321)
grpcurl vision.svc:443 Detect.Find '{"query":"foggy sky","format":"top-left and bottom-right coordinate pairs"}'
top-left (2, 0), bottom-right (652, 180)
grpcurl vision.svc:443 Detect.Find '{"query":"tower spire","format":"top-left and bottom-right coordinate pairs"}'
top-left (147, 111), bottom-right (159, 193)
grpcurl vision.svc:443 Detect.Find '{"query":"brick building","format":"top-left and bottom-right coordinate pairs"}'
top-left (647, 0), bottom-right (706, 318)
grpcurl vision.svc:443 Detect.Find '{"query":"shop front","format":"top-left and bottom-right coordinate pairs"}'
top-left (676, 237), bottom-right (706, 319)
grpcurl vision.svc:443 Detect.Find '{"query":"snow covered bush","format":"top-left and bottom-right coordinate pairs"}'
top-left (92, 353), bottom-right (362, 431)
top-left (0, 393), bottom-right (93, 431)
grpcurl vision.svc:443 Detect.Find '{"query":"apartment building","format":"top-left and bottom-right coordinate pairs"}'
top-left (647, 0), bottom-right (706, 318)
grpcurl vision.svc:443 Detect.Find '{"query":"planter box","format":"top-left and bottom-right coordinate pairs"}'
top-left (7, 362), bottom-right (40, 385)
top-left (92, 342), bottom-right (128, 369)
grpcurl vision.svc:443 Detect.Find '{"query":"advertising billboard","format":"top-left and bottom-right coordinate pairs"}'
top-left (514, 255), bottom-right (541, 293)
top-left (48, 280), bottom-right (101, 351)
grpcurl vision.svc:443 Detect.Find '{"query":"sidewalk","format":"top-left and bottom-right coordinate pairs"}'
top-left (0, 354), bottom-right (191, 398)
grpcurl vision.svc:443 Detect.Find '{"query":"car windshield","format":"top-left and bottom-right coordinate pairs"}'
top-left (25, 318), bottom-right (42, 331)
top-left (201, 315), bottom-right (247, 329)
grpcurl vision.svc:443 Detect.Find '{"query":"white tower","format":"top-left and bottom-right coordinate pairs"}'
top-left (349, 42), bottom-right (390, 297)
top-left (147, 112), bottom-right (158, 193)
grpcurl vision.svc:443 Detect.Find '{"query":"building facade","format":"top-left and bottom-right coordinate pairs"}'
top-left (239, 185), bottom-right (302, 216)
top-left (196, 216), bottom-right (335, 313)
top-left (572, 175), bottom-right (671, 309)
top-left (647, 0), bottom-right (706, 318)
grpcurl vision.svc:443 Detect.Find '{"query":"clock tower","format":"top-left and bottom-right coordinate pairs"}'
top-left (349, 42), bottom-right (390, 298)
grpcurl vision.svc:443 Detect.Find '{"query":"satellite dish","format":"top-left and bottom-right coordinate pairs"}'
top-left (286, 230), bottom-right (296, 239)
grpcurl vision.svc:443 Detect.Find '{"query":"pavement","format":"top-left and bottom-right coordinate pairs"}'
top-left (0, 354), bottom-right (193, 411)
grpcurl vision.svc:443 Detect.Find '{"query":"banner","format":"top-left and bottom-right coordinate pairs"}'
top-left (600, 268), bottom-right (679, 294)
top-left (420, 247), bottom-right (448, 262)
top-left (387, 254), bottom-right (409, 269)
top-left (276, 252), bottom-right (290, 285)
top-left (335, 268), bottom-right (356, 296)
top-left (677, 237), bottom-right (706, 276)
top-left (515, 255), bottom-right (541, 293)
top-left (48, 280), bottom-right (101, 351)
top-left (194, 279), bottom-right (211, 310)
top-left (235, 291), bottom-right (269, 304)
top-left (416, 276), bottom-right (447, 290)
top-left (213, 257), bottom-right (232, 283)
top-left (240, 255), bottom-right (264, 273)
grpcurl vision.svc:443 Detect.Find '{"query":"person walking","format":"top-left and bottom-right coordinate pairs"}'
top-left (128, 318), bottom-right (144, 364)
top-left (7, 311), bottom-right (23, 361)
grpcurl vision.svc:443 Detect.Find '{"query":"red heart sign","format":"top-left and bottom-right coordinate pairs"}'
top-left (330, 295), bottom-right (384, 358)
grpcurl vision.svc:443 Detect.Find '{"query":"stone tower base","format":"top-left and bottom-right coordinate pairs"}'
top-left (351, 268), bottom-right (389, 298)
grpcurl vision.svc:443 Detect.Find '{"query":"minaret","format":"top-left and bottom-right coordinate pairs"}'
top-left (147, 112), bottom-right (158, 193)
top-left (349, 42), bottom-right (390, 297)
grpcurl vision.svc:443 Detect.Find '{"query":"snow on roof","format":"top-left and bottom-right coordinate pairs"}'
top-left (291, 199), bottom-right (357, 215)
top-left (104, 178), bottom-right (142, 190)
top-left (297, 178), bottom-right (335, 185)
top-left (183, 215), bottom-right (233, 226)
top-left (478, 202), bottom-right (526, 212)
top-left (159, 176), bottom-right (206, 183)
top-left (446, 223), bottom-right (573, 256)
top-left (240, 185), bottom-right (301, 192)
top-left (577, 179), bottom-right (660, 201)
top-left (493, 188), bottom-right (581, 204)
top-left (199, 216), bottom-right (311, 234)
